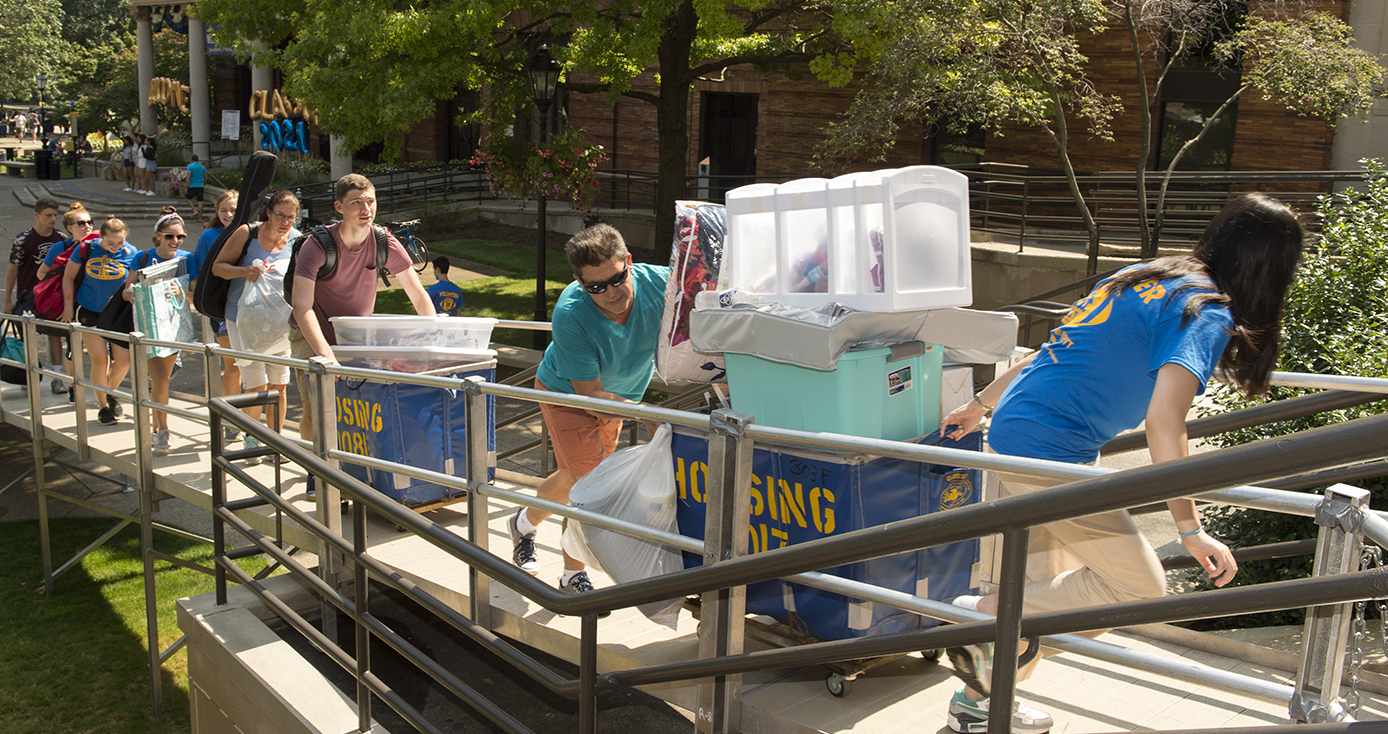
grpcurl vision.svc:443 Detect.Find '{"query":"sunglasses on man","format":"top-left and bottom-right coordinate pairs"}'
top-left (579, 264), bottom-right (630, 294)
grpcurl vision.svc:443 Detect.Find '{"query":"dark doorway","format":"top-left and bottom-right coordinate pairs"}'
top-left (699, 92), bottom-right (758, 201)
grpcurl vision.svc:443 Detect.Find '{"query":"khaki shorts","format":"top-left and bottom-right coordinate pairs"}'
top-left (535, 378), bottom-right (621, 478)
top-left (290, 328), bottom-right (316, 410)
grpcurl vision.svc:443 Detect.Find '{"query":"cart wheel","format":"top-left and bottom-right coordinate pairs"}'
top-left (825, 672), bottom-right (853, 698)
top-left (921, 649), bottom-right (942, 662)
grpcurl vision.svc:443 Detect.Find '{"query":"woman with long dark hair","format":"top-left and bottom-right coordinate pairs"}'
top-left (938, 193), bottom-right (1305, 734)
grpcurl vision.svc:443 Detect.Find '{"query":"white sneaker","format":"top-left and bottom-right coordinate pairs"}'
top-left (144, 190), bottom-right (155, 196)
top-left (123, 187), bottom-right (132, 192)
top-left (152, 429), bottom-right (170, 457)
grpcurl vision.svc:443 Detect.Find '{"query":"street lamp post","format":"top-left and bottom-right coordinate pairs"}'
top-left (527, 47), bottom-right (560, 350)
top-left (35, 72), bottom-right (48, 148)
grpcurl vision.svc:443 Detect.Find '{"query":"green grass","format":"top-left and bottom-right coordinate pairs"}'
top-left (0, 518), bottom-right (267, 734)
top-left (376, 238), bottom-right (574, 348)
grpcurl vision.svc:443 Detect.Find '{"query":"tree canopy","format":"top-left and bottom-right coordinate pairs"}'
top-left (0, 0), bottom-right (66, 100)
top-left (196, 0), bottom-right (888, 258)
top-left (824, 0), bottom-right (1386, 273)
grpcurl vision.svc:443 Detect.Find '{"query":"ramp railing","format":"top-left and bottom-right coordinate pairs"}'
top-left (4, 309), bottom-right (1388, 733)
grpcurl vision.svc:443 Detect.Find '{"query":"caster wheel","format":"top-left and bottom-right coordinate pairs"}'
top-left (825, 672), bottom-right (853, 697)
top-left (921, 649), bottom-right (942, 662)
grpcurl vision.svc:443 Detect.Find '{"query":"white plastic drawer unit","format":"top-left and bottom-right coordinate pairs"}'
top-left (721, 166), bottom-right (972, 311)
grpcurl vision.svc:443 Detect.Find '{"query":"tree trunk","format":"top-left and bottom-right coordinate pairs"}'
top-left (1045, 86), bottom-right (1102, 276)
top-left (1126, 10), bottom-right (1155, 259)
top-left (651, 0), bottom-right (699, 264)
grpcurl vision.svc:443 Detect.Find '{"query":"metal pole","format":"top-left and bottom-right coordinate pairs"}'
top-left (464, 376), bottom-right (493, 630)
top-left (987, 526), bottom-right (1030, 734)
top-left (532, 97), bottom-right (552, 351)
top-left (1292, 484), bottom-right (1371, 724)
top-left (211, 410), bottom-right (228, 606)
top-left (579, 613), bottom-right (599, 734)
top-left (697, 410), bottom-right (754, 734)
top-left (23, 317), bottom-right (56, 595)
top-left (309, 356), bottom-right (343, 643)
top-left (71, 322), bottom-right (89, 462)
top-left (130, 332), bottom-right (164, 717)
top-left (353, 497), bottom-right (371, 733)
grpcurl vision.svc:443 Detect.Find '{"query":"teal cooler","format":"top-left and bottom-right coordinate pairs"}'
top-left (724, 341), bottom-right (942, 441)
top-left (335, 364), bottom-right (496, 505)
top-left (673, 427), bottom-right (982, 641)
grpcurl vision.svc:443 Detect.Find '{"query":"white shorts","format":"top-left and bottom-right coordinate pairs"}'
top-left (226, 320), bottom-right (291, 387)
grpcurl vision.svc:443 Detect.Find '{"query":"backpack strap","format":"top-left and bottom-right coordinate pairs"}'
top-left (313, 225), bottom-right (335, 279)
top-left (372, 224), bottom-right (391, 287)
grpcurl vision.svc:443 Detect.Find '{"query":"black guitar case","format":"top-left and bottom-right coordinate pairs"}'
top-left (193, 151), bottom-right (278, 320)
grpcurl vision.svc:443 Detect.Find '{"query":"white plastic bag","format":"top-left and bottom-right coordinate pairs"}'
top-left (236, 258), bottom-right (293, 354)
top-left (561, 424), bottom-right (684, 629)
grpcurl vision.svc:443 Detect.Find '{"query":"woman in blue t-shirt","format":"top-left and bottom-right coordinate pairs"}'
top-left (122, 208), bottom-right (194, 455)
top-left (937, 193), bottom-right (1304, 734)
top-left (61, 216), bottom-right (139, 426)
top-left (191, 189), bottom-right (242, 441)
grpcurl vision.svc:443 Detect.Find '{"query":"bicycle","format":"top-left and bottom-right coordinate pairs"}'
top-left (383, 219), bottom-right (430, 273)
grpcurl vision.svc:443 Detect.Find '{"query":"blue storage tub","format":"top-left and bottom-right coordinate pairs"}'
top-left (673, 427), bottom-right (980, 641)
top-left (335, 363), bottom-right (496, 505)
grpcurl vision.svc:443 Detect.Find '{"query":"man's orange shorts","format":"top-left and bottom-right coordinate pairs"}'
top-left (534, 379), bottom-right (621, 477)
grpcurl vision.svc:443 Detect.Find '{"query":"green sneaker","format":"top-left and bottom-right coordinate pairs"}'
top-left (947, 685), bottom-right (1053, 733)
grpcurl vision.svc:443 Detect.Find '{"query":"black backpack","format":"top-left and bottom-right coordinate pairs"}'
top-left (283, 224), bottom-right (392, 306)
top-left (193, 151), bottom-right (278, 320)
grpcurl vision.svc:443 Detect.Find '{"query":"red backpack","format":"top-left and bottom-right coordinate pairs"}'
top-left (30, 235), bottom-right (96, 320)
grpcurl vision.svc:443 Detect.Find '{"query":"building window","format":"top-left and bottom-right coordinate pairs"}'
top-left (699, 92), bottom-right (759, 200)
top-left (1157, 99), bottom-right (1239, 171)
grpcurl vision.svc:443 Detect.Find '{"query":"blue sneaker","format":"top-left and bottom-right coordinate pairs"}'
top-left (947, 685), bottom-right (1053, 733)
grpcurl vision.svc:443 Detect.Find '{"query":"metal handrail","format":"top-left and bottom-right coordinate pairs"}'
top-left (201, 363), bottom-right (1388, 733)
top-left (8, 309), bottom-right (1388, 731)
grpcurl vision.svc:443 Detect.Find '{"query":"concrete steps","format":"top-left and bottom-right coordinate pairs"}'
top-left (12, 180), bottom-right (184, 220)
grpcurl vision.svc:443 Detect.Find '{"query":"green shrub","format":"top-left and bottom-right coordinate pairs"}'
top-left (1187, 159), bottom-right (1388, 629)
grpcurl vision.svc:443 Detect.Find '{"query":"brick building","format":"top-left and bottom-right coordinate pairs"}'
top-left (208, 0), bottom-right (1383, 183)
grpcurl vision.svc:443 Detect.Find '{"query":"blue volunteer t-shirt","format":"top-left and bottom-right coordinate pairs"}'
top-left (537, 262), bottom-right (671, 401)
top-left (190, 225), bottom-right (223, 285)
top-left (74, 243), bottom-right (140, 312)
top-left (988, 266), bottom-right (1235, 464)
top-left (187, 161), bottom-right (206, 188)
top-left (427, 279), bottom-right (464, 316)
top-left (136, 246), bottom-right (194, 271)
top-left (42, 238), bottom-right (77, 268)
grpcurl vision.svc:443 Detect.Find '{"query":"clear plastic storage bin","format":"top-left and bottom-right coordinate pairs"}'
top-left (332, 345), bottom-right (497, 373)
top-left (721, 166), bottom-right (971, 311)
top-left (330, 315), bottom-right (497, 350)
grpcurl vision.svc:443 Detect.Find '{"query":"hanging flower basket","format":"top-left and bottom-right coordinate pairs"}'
top-left (470, 129), bottom-right (605, 212)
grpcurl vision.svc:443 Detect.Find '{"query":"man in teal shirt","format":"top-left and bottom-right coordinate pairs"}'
top-left (510, 224), bottom-right (670, 594)
top-left (185, 156), bottom-right (207, 219)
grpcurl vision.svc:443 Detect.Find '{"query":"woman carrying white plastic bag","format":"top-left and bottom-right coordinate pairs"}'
top-left (212, 190), bottom-right (300, 462)
top-left (561, 424), bottom-right (684, 629)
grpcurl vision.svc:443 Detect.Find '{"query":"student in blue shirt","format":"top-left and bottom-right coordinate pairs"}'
top-left (937, 194), bottom-right (1305, 734)
top-left (185, 156), bottom-right (207, 220)
top-left (190, 189), bottom-right (243, 440)
top-left (426, 256), bottom-right (463, 316)
top-left (125, 208), bottom-right (195, 454)
top-left (61, 216), bottom-right (139, 426)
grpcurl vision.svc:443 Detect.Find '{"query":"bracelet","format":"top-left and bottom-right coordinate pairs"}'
top-left (1178, 526), bottom-right (1204, 537)
top-left (971, 394), bottom-right (993, 415)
